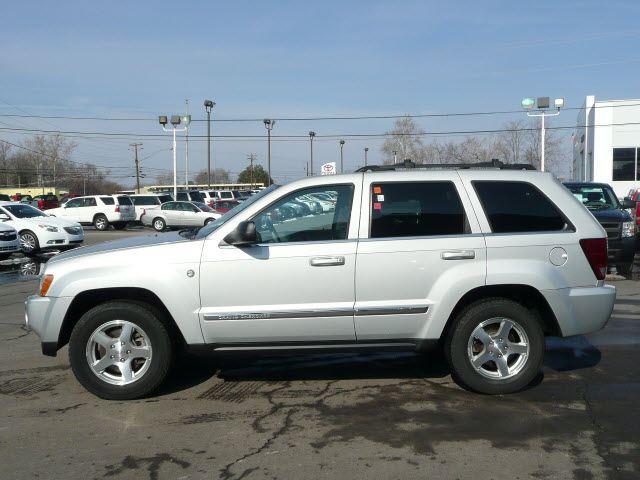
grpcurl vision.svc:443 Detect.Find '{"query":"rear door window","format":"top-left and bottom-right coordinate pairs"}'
top-left (84, 197), bottom-right (97, 207)
top-left (370, 182), bottom-right (468, 238)
top-left (473, 181), bottom-right (569, 233)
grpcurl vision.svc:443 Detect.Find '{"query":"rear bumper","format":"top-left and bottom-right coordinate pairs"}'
top-left (541, 285), bottom-right (616, 337)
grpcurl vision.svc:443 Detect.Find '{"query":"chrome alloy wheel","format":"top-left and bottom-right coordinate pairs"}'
top-left (467, 317), bottom-right (530, 380)
top-left (95, 217), bottom-right (107, 230)
top-left (153, 219), bottom-right (165, 231)
top-left (20, 232), bottom-right (37, 252)
top-left (85, 320), bottom-right (153, 386)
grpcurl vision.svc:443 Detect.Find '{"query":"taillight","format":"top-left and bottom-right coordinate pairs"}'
top-left (579, 238), bottom-right (608, 280)
top-left (115, 205), bottom-right (120, 213)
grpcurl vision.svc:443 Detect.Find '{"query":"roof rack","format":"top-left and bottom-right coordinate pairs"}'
top-left (355, 159), bottom-right (536, 172)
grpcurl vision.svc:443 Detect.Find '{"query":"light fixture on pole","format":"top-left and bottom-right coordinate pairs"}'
top-left (339, 139), bottom-right (345, 173)
top-left (308, 131), bottom-right (316, 176)
top-left (393, 150), bottom-right (397, 164)
top-left (204, 99), bottom-right (215, 188)
top-left (521, 96), bottom-right (564, 172)
top-left (263, 119), bottom-right (276, 186)
top-left (159, 114), bottom-right (188, 199)
top-left (364, 147), bottom-right (369, 166)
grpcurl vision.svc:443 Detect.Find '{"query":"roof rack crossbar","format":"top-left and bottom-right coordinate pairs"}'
top-left (355, 159), bottom-right (536, 172)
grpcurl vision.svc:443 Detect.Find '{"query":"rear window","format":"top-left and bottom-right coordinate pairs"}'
top-left (116, 196), bottom-right (133, 206)
top-left (158, 195), bottom-right (172, 203)
top-left (473, 181), bottom-right (569, 233)
top-left (220, 191), bottom-right (233, 199)
top-left (132, 196), bottom-right (158, 206)
top-left (100, 197), bottom-right (115, 205)
top-left (188, 191), bottom-right (204, 203)
top-left (370, 182), bottom-right (468, 238)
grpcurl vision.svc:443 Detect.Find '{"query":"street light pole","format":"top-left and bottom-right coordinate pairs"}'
top-left (364, 147), bottom-right (369, 166)
top-left (393, 150), bottom-right (397, 164)
top-left (263, 119), bottom-right (275, 186)
top-left (159, 115), bottom-right (187, 199)
top-left (339, 140), bottom-right (345, 173)
top-left (521, 96), bottom-right (564, 172)
top-left (204, 100), bottom-right (215, 188)
top-left (184, 99), bottom-right (189, 188)
top-left (309, 131), bottom-right (316, 176)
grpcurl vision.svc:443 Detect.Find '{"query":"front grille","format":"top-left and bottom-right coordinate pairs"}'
top-left (0, 245), bottom-right (17, 252)
top-left (600, 222), bottom-right (621, 240)
top-left (0, 232), bottom-right (17, 241)
top-left (64, 227), bottom-right (82, 235)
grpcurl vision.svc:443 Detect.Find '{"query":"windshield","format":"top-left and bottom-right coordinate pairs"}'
top-left (567, 185), bottom-right (620, 210)
top-left (195, 185), bottom-right (279, 239)
top-left (2, 204), bottom-right (47, 218)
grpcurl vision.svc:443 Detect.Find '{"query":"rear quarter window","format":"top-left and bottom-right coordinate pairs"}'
top-left (473, 181), bottom-right (570, 233)
top-left (100, 197), bottom-right (115, 205)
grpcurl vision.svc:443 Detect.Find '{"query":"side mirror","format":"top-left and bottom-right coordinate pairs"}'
top-left (224, 221), bottom-right (258, 246)
top-left (622, 197), bottom-right (635, 209)
top-left (0, 213), bottom-right (10, 221)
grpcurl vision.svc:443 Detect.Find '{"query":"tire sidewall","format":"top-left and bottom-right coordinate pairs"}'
top-left (153, 218), bottom-right (165, 231)
top-left (446, 299), bottom-right (544, 394)
top-left (68, 302), bottom-right (172, 400)
top-left (94, 215), bottom-right (108, 231)
top-left (20, 230), bottom-right (40, 254)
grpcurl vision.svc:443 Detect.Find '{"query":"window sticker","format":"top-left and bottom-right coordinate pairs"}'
top-left (373, 186), bottom-right (382, 194)
top-left (377, 194), bottom-right (385, 202)
top-left (373, 202), bottom-right (382, 210)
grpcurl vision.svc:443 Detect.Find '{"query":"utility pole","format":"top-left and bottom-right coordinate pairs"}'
top-left (308, 131), bottom-right (316, 176)
top-left (184, 99), bottom-right (189, 187)
top-left (263, 119), bottom-right (275, 186)
top-left (247, 153), bottom-right (257, 189)
top-left (339, 140), bottom-right (345, 173)
top-left (393, 150), bottom-right (397, 164)
top-left (204, 100), bottom-right (215, 188)
top-left (130, 143), bottom-right (143, 193)
top-left (364, 147), bottom-right (369, 166)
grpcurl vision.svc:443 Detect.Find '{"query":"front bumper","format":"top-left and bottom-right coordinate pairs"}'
top-left (25, 295), bottom-right (74, 356)
top-left (541, 285), bottom-right (616, 337)
top-left (0, 239), bottom-right (20, 254)
top-left (608, 236), bottom-right (636, 265)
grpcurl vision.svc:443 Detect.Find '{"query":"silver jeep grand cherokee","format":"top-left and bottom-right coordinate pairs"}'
top-left (25, 162), bottom-right (616, 399)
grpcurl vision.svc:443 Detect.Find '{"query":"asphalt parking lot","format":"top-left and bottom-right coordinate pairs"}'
top-left (0, 228), bottom-right (639, 479)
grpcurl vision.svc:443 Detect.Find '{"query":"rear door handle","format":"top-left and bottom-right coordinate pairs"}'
top-left (441, 250), bottom-right (475, 260)
top-left (310, 256), bottom-right (345, 267)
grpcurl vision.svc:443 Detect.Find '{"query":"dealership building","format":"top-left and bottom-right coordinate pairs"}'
top-left (573, 95), bottom-right (640, 197)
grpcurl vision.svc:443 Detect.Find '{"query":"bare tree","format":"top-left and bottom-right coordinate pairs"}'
top-left (381, 116), bottom-right (427, 164)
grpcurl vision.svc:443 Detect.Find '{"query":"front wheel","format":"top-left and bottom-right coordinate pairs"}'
top-left (19, 230), bottom-right (40, 254)
top-left (68, 301), bottom-right (173, 400)
top-left (445, 298), bottom-right (544, 395)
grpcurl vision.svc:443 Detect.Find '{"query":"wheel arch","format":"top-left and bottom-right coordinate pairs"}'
top-left (57, 287), bottom-right (187, 353)
top-left (440, 284), bottom-right (562, 343)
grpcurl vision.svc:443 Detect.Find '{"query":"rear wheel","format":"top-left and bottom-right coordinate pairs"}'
top-left (153, 218), bottom-right (166, 232)
top-left (19, 230), bottom-right (40, 254)
top-left (93, 214), bottom-right (109, 231)
top-left (445, 298), bottom-right (544, 394)
top-left (68, 301), bottom-right (173, 400)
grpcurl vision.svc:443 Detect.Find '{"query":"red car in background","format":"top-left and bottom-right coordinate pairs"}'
top-left (210, 199), bottom-right (239, 214)
top-left (32, 193), bottom-right (60, 210)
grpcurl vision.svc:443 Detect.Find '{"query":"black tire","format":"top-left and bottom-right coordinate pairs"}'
top-left (444, 298), bottom-right (544, 395)
top-left (93, 214), bottom-right (109, 231)
top-left (19, 230), bottom-right (40, 254)
top-left (113, 222), bottom-right (128, 230)
top-left (68, 301), bottom-right (173, 400)
top-left (616, 264), bottom-right (632, 278)
top-left (152, 217), bottom-right (166, 232)
top-left (204, 217), bottom-right (215, 226)
top-left (0, 253), bottom-right (11, 260)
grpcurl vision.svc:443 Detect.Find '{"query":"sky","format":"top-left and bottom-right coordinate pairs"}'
top-left (2, 0), bottom-right (640, 186)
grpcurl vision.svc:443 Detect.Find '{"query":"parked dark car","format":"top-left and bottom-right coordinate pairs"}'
top-left (565, 182), bottom-right (636, 276)
top-left (32, 193), bottom-right (60, 210)
top-left (0, 194), bottom-right (10, 201)
top-left (176, 190), bottom-right (205, 203)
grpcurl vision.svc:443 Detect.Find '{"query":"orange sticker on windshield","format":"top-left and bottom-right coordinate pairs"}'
top-left (373, 186), bottom-right (382, 194)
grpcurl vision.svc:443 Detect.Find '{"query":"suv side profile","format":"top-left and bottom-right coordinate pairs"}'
top-left (25, 166), bottom-right (615, 399)
top-left (48, 195), bottom-right (136, 230)
top-left (130, 193), bottom-right (173, 221)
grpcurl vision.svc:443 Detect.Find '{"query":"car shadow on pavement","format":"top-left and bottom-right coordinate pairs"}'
top-left (543, 335), bottom-right (601, 372)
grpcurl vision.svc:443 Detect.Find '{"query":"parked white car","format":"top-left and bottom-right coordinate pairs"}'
top-left (130, 193), bottom-right (173, 221)
top-left (140, 201), bottom-right (221, 231)
top-left (25, 162), bottom-right (616, 399)
top-left (0, 222), bottom-right (20, 259)
top-left (0, 202), bottom-right (83, 254)
top-left (47, 195), bottom-right (136, 231)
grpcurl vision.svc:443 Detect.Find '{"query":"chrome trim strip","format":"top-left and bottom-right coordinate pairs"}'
top-left (203, 308), bottom-right (353, 321)
top-left (215, 343), bottom-right (417, 351)
top-left (354, 306), bottom-right (428, 316)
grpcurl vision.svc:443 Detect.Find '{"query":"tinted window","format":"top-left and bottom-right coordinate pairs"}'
top-left (66, 198), bottom-right (83, 208)
top-left (176, 192), bottom-right (187, 201)
top-left (473, 181), bottom-right (568, 233)
top-left (612, 148), bottom-right (635, 181)
top-left (188, 192), bottom-right (204, 203)
top-left (117, 196), bottom-right (133, 206)
top-left (161, 202), bottom-right (176, 211)
top-left (101, 197), bottom-right (115, 205)
top-left (84, 197), bottom-right (97, 207)
top-left (253, 185), bottom-right (353, 243)
top-left (220, 191), bottom-right (233, 199)
top-left (3, 204), bottom-right (46, 218)
top-left (132, 196), bottom-right (157, 206)
top-left (370, 182), bottom-right (467, 238)
top-left (158, 195), bottom-right (172, 203)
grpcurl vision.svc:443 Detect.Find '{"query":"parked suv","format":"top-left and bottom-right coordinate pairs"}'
top-left (564, 182), bottom-right (636, 277)
top-left (26, 163), bottom-right (615, 399)
top-left (130, 193), bottom-right (173, 221)
top-left (175, 190), bottom-right (205, 203)
top-left (47, 195), bottom-right (136, 230)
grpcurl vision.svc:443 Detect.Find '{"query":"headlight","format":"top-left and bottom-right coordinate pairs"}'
top-left (37, 224), bottom-right (59, 232)
top-left (622, 221), bottom-right (635, 238)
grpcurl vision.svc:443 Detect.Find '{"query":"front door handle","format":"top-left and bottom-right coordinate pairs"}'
top-left (441, 250), bottom-right (475, 260)
top-left (310, 256), bottom-right (345, 267)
